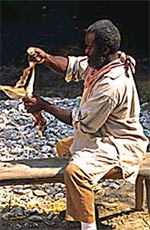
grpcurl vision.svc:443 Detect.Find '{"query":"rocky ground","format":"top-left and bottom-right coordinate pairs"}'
top-left (0, 60), bottom-right (149, 230)
top-left (0, 182), bottom-right (150, 230)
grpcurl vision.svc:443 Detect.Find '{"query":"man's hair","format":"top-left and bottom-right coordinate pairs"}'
top-left (86, 19), bottom-right (121, 54)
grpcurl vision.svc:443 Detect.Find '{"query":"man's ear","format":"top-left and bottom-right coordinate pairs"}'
top-left (103, 46), bottom-right (110, 55)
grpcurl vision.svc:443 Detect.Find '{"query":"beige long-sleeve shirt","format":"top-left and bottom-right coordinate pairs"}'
top-left (65, 56), bottom-right (148, 184)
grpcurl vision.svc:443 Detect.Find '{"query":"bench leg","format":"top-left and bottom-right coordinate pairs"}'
top-left (135, 175), bottom-right (144, 211)
top-left (145, 179), bottom-right (150, 214)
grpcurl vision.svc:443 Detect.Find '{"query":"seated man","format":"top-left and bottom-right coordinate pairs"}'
top-left (24, 19), bottom-right (148, 230)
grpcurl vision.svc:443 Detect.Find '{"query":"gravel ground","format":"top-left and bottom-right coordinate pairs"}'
top-left (0, 182), bottom-right (149, 230)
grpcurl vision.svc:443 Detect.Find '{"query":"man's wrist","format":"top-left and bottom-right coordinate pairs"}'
top-left (41, 99), bottom-right (52, 112)
top-left (44, 53), bottom-right (49, 65)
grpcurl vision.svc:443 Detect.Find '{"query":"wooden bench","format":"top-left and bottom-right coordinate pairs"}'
top-left (0, 152), bottom-right (150, 214)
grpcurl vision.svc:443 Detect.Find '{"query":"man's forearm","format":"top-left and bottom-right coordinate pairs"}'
top-left (27, 47), bottom-right (68, 74)
top-left (44, 54), bottom-right (68, 74)
top-left (43, 101), bottom-right (72, 126)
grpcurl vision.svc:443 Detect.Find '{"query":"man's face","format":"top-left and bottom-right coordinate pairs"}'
top-left (85, 32), bottom-right (106, 69)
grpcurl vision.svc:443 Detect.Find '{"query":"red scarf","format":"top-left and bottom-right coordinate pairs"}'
top-left (84, 51), bottom-right (136, 99)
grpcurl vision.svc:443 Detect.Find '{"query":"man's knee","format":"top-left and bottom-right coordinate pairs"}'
top-left (64, 163), bottom-right (90, 186)
top-left (64, 163), bottom-right (79, 178)
top-left (56, 140), bottom-right (64, 156)
top-left (56, 137), bottom-right (73, 157)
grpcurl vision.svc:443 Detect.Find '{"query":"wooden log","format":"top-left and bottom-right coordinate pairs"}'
top-left (0, 152), bottom-right (150, 213)
top-left (138, 152), bottom-right (150, 178)
top-left (0, 153), bottom-right (149, 185)
top-left (145, 179), bottom-right (150, 214)
top-left (0, 157), bottom-right (70, 185)
top-left (135, 152), bottom-right (150, 213)
top-left (135, 175), bottom-right (144, 211)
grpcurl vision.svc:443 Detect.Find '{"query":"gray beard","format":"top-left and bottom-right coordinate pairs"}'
top-left (88, 55), bottom-right (108, 69)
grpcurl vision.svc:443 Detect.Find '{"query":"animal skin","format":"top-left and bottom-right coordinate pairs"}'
top-left (0, 61), bottom-right (46, 136)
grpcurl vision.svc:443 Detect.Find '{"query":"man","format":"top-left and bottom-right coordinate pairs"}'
top-left (24, 19), bottom-right (148, 230)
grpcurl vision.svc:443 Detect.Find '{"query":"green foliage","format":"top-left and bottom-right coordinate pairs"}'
top-left (136, 80), bottom-right (150, 102)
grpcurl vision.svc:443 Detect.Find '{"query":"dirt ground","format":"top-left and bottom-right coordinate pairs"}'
top-left (0, 182), bottom-right (149, 230)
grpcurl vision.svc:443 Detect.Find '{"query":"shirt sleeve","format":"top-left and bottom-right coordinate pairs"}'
top-left (65, 56), bottom-right (89, 82)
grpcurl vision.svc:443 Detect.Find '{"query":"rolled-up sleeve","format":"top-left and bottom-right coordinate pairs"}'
top-left (65, 56), bottom-right (89, 82)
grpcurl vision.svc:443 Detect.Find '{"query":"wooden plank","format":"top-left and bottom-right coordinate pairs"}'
top-left (0, 157), bottom-right (70, 185)
top-left (145, 179), bottom-right (150, 213)
top-left (138, 152), bottom-right (150, 177)
top-left (135, 175), bottom-right (144, 211)
top-left (0, 153), bottom-right (149, 186)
